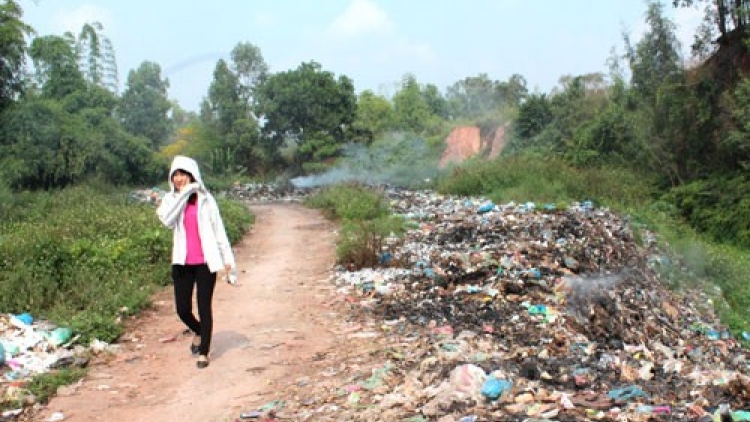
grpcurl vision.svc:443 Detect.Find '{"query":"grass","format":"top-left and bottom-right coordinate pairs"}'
top-left (436, 155), bottom-right (653, 209)
top-left (0, 184), bottom-right (254, 344)
top-left (305, 183), bottom-right (405, 269)
top-left (26, 368), bottom-right (88, 405)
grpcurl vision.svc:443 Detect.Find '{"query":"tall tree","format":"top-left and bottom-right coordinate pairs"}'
top-left (230, 42), bottom-right (268, 112)
top-left (496, 74), bottom-right (528, 109)
top-left (673, 0), bottom-right (749, 43)
top-left (351, 90), bottom-right (394, 144)
top-left (256, 61), bottom-right (356, 168)
top-left (627, 2), bottom-right (692, 184)
top-left (201, 59), bottom-right (247, 135)
top-left (446, 73), bottom-right (498, 119)
top-left (392, 74), bottom-right (434, 133)
top-left (119, 61), bottom-right (171, 147)
top-left (626, 2), bottom-right (683, 105)
top-left (67, 22), bottom-right (119, 93)
top-left (0, 0), bottom-right (33, 109)
top-left (29, 35), bottom-right (86, 99)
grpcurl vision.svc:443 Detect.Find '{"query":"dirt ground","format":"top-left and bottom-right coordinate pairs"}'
top-left (31, 203), bottom-right (341, 422)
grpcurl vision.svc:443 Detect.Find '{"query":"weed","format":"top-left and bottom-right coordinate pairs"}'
top-left (26, 368), bottom-right (88, 405)
top-left (307, 183), bottom-right (404, 269)
top-left (337, 216), bottom-right (405, 269)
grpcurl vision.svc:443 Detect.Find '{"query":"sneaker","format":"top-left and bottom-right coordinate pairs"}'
top-left (196, 355), bottom-right (209, 369)
top-left (190, 336), bottom-right (201, 356)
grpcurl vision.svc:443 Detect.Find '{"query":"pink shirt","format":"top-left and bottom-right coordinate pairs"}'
top-left (183, 200), bottom-right (205, 264)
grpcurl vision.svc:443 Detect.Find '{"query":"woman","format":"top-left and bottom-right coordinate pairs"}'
top-left (157, 155), bottom-right (237, 369)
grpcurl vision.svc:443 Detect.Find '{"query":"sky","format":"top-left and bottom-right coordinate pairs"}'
top-left (19, 0), bottom-right (704, 112)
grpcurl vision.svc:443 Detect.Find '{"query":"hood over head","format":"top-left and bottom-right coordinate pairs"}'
top-left (168, 155), bottom-right (206, 192)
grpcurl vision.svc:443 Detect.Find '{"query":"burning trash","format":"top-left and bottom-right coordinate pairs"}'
top-left (248, 188), bottom-right (748, 422)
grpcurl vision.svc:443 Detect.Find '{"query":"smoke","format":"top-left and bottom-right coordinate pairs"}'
top-left (562, 271), bottom-right (628, 324)
top-left (290, 134), bottom-right (440, 189)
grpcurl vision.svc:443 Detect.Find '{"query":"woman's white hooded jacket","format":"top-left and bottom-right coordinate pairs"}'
top-left (156, 156), bottom-right (237, 283)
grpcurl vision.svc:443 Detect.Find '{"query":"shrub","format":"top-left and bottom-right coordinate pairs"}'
top-left (437, 155), bottom-right (653, 208)
top-left (305, 183), bottom-right (389, 221)
top-left (337, 216), bottom-right (405, 269)
top-left (0, 184), bottom-right (253, 344)
top-left (306, 183), bottom-right (402, 269)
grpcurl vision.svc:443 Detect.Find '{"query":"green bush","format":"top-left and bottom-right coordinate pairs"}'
top-left (0, 184), bottom-right (253, 344)
top-left (305, 183), bottom-right (390, 221)
top-left (437, 155), bottom-right (653, 208)
top-left (306, 183), bottom-right (402, 269)
top-left (337, 216), bottom-right (405, 269)
top-left (668, 176), bottom-right (750, 248)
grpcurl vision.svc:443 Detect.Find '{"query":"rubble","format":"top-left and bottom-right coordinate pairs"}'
top-left (0, 314), bottom-right (112, 412)
top-left (224, 182), bottom-right (314, 203)
top-left (129, 182), bottom-right (315, 206)
top-left (246, 188), bottom-right (748, 422)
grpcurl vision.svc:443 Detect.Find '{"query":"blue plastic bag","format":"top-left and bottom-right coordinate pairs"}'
top-left (607, 385), bottom-right (648, 401)
top-left (477, 202), bottom-right (495, 214)
top-left (481, 377), bottom-right (512, 399)
top-left (14, 313), bottom-right (33, 325)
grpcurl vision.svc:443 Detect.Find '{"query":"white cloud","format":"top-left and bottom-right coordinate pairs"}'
top-left (51, 4), bottom-right (114, 35)
top-left (326, 0), bottom-right (394, 38)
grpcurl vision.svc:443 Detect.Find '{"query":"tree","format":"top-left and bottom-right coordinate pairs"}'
top-left (673, 0), bottom-right (749, 43)
top-left (625, 2), bottom-right (682, 105)
top-left (66, 22), bottom-right (118, 93)
top-left (626, 2), bottom-right (692, 184)
top-left (201, 59), bottom-right (247, 135)
top-left (351, 90), bottom-right (394, 144)
top-left (230, 42), bottom-right (268, 111)
top-left (0, 0), bottom-right (33, 109)
top-left (496, 74), bottom-right (528, 108)
top-left (446, 73), bottom-right (526, 120)
top-left (119, 61), bottom-right (171, 147)
top-left (392, 74), bottom-right (436, 133)
top-left (256, 61), bottom-right (357, 169)
top-left (0, 98), bottom-right (99, 188)
top-left (422, 83), bottom-right (448, 119)
top-left (446, 73), bottom-right (497, 119)
top-left (29, 35), bottom-right (86, 99)
top-left (514, 93), bottom-right (552, 140)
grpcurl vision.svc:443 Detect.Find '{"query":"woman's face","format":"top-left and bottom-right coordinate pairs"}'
top-left (171, 170), bottom-right (192, 192)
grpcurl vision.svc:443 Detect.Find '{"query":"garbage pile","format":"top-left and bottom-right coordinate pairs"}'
top-left (224, 182), bottom-right (316, 203)
top-left (257, 189), bottom-right (748, 422)
top-left (0, 314), bottom-right (110, 412)
top-left (129, 182), bottom-right (316, 206)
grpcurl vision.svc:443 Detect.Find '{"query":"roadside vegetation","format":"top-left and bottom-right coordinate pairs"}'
top-left (305, 184), bottom-right (405, 269)
top-left (0, 183), bottom-right (253, 344)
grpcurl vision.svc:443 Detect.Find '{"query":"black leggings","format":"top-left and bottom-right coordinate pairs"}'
top-left (172, 264), bottom-right (216, 356)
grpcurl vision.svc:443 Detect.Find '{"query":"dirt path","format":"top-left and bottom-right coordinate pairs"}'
top-left (33, 203), bottom-right (339, 422)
